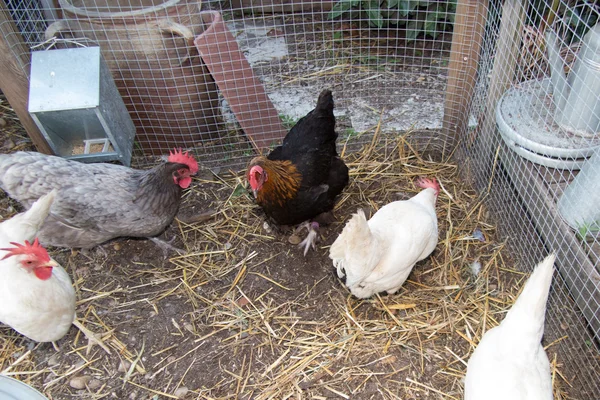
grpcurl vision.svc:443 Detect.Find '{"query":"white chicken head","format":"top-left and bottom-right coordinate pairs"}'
top-left (1, 238), bottom-right (58, 280)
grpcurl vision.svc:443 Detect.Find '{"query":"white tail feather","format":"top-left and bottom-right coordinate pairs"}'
top-left (0, 190), bottom-right (57, 244)
top-left (501, 254), bottom-right (556, 345)
top-left (329, 209), bottom-right (379, 282)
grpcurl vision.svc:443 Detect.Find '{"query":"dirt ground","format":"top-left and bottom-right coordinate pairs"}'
top-left (2, 95), bottom-right (596, 399)
top-left (1, 14), bottom-right (598, 398)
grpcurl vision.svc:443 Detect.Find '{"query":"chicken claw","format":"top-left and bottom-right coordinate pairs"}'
top-left (296, 221), bottom-right (320, 256)
top-left (72, 319), bottom-right (112, 355)
top-left (149, 236), bottom-right (185, 258)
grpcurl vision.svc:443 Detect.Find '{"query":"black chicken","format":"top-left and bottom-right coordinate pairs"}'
top-left (247, 89), bottom-right (349, 255)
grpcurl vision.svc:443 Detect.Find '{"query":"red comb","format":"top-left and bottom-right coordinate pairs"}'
top-left (415, 177), bottom-right (440, 195)
top-left (167, 148), bottom-right (198, 174)
top-left (1, 238), bottom-right (51, 263)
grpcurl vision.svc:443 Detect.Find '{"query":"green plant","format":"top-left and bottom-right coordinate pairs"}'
top-left (328, 0), bottom-right (456, 40)
top-left (576, 220), bottom-right (600, 241)
top-left (280, 114), bottom-right (299, 130)
top-left (562, 1), bottom-right (599, 45)
top-left (342, 127), bottom-right (360, 138)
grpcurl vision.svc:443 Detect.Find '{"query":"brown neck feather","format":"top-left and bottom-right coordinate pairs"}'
top-left (253, 157), bottom-right (301, 207)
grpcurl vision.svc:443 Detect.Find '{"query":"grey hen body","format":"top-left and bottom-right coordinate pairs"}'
top-left (0, 152), bottom-right (188, 249)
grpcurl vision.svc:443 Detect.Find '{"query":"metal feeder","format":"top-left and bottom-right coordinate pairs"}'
top-left (28, 46), bottom-right (135, 166)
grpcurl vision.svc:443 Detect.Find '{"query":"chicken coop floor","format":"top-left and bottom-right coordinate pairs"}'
top-left (1, 98), bottom-right (599, 399)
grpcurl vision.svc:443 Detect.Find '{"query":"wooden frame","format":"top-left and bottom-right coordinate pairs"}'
top-left (0, 0), bottom-right (52, 154)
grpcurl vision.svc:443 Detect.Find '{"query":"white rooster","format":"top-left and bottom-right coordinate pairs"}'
top-left (464, 254), bottom-right (556, 400)
top-left (330, 177), bottom-right (439, 298)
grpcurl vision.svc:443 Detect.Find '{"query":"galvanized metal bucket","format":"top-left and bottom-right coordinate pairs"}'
top-left (558, 147), bottom-right (600, 238)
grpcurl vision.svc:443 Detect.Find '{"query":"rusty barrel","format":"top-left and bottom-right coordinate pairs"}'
top-left (45, 0), bottom-right (222, 155)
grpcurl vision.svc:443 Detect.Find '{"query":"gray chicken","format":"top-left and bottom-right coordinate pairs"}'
top-left (0, 149), bottom-right (198, 254)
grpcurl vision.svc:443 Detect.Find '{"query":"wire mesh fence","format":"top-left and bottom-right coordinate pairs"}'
top-left (1, 0), bottom-right (600, 397)
top-left (462, 0), bottom-right (600, 397)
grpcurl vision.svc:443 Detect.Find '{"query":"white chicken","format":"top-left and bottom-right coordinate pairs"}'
top-left (0, 190), bottom-right (56, 246)
top-left (0, 192), bottom-right (110, 352)
top-left (0, 238), bottom-right (75, 342)
top-left (464, 254), bottom-right (556, 400)
top-left (330, 177), bottom-right (439, 298)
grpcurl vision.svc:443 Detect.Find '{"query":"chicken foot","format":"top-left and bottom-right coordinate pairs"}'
top-left (149, 236), bottom-right (185, 258)
top-left (72, 319), bottom-right (112, 355)
top-left (296, 221), bottom-right (320, 256)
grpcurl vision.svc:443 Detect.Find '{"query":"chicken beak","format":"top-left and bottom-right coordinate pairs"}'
top-left (252, 189), bottom-right (258, 198)
top-left (47, 259), bottom-right (60, 268)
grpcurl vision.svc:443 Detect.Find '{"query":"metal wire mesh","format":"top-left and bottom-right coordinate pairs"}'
top-left (1, 0), bottom-right (600, 397)
top-left (462, 0), bottom-right (600, 397)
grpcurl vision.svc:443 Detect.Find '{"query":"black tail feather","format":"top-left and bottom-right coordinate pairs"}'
top-left (316, 89), bottom-right (334, 114)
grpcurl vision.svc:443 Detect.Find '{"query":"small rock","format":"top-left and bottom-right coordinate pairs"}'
top-left (69, 375), bottom-right (91, 389)
top-left (167, 356), bottom-right (176, 363)
top-left (88, 378), bottom-right (102, 390)
top-left (174, 386), bottom-right (189, 398)
top-left (113, 242), bottom-right (122, 251)
top-left (235, 249), bottom-right (246, 258)
top-left (184, 322), bottom-right (194, 333)
top-left (47, 354), bottom-right (60, 367)
top-left (3, 138), bottom-right (15, 149)
top-left (118, 360), bottom-right (131, 373)
top-left (288, 234), bottom-right (302, 245)
top-left (0, 117), bottom-right (7, 127)
top-left (262, 221), bottom-right (272, 233)
top-left (224, 242), bottom-right (232, 250)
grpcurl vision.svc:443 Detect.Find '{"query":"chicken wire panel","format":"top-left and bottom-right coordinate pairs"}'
top-left (2, 0), bottom-right (600, 395)
top-left (1, 0), bottom-right (465, 167)
top-left (460, 0), bottom-right (600, 397)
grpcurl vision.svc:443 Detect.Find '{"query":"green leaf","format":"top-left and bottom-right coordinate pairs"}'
top-left (366, 0), bottom-right (384, 28)
top-left (327, 0), bottom-right (356, 20)
top-left (424, 9), bottom-right (439, 37)
top-left (397, 0), bottom-right (411, 17)
top-left (407, 0), bottom-right (421, 13)
top-left (447, 11), bottom-right (455, 23)
top-left (367, 10), bottom-right (384, 28)
top-left (386, 0), bottom-right (400, 9)
top-left (405, 19), bottom-right (424, 41)
top-left (232, 183), bottom-right (246, 198)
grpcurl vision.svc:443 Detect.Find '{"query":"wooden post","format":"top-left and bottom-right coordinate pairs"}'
top-left (441, 0), bottom-right (489, 159)
top-left (0, 0), bottom-right (52, 154)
